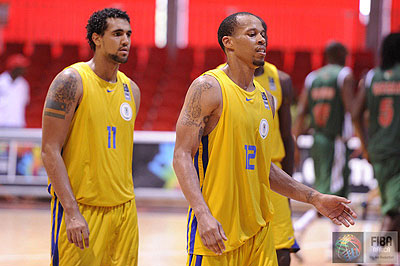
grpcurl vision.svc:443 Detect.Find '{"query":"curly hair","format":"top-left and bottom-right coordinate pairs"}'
top-left (217, 12), bottom-right (266, 53)
top-left (86, 8), bottom-right (130, 51)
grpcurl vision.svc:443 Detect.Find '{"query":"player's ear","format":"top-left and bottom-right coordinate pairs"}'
top-left (222, 36), bottom-right (233, 51)
top-left (92, 33), bottom-right (101, 48)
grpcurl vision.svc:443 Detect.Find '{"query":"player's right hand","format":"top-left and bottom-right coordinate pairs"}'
top-left (197, 212), bottom-right (228, 255)
top-left (64, 209), bottom-right (90, 250)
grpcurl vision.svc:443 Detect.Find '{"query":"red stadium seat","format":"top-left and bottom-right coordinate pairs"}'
top-left (203, 47), bottom-right (225, 72)
top-left (58, 44), bottom-right (80, 65)
top-left (291, 50), bottom-right (312, 97)
top-left (30, 43), bottom-right (52, 65)
top-left (266, 49), bottom-right (285, 70)
top-left (352, 50), bottom-right (375, 84)
top-left (0, 42), bottom-right (25, 72)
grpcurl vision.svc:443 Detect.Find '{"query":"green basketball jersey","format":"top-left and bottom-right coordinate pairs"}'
top-left (305, 64), bottom-right (351, 139)
top-left (365, 63), bottom-right (400, 162)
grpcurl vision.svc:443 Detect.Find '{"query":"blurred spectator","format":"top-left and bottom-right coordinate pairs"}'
top-left (0, 54), bottom-right (30, 127)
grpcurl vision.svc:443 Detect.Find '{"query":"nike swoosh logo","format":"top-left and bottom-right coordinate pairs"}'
top-left (246, 97), bottom-right (253, 101)
top-left (107, 89), bottom-right (115, 93)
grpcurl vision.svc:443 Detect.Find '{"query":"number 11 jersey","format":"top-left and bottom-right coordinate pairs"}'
top-left (48, 62), bottom-right (136, 207)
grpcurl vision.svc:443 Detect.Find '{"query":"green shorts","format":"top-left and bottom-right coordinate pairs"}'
top-left (311, 133), bottom-right (350, 197)
top-left (311, 133), bottom-right (335, 195)
top-left (372, 156), bottom-right (400, 216)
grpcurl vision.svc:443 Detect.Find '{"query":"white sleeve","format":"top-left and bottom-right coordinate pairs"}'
top-left (304, 71), bottom-right (317, 91)
top-left (337, 67), bottom-right (352, 89)
top-left (364, 69), bottom-right (375, 89)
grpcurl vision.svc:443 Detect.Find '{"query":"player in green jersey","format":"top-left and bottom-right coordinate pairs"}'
top-left (352, 33), bottom-right (400, 254)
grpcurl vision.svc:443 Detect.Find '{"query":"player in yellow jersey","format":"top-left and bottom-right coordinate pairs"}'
top-left (173, 12), bottom-right (357, 266)
top-left (41, 8), bottom-right (140, 266)
top-left (254, 64), bottom-right (299, 266)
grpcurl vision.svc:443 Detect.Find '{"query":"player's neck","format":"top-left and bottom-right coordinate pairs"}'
top-left (88, 54), bottom-right (120, 83)
top-left (223, 60), bottom-right (256, 92)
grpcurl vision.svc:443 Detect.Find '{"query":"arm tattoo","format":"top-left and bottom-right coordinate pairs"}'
top-left (181, 81), bottom-right (212, 127)
top-left (44, 72), bottom-right (78, 119)
top-left (198, 116), bottom-right (210, 141)
top-left (306, 190), bottom-right (315, 203)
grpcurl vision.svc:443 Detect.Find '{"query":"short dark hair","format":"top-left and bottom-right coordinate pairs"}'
top-left (217, 12), bottom-right (266, 53)
top-left (86, 8), bottom-right (130, 51)
top-left (324, 41), bottom-right (347, 66)
top-left (381, 32), bottom-right (400, 70)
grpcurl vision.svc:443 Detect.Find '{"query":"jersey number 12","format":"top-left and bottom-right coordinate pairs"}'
top-left (245, 145), bottom-right (256, 170)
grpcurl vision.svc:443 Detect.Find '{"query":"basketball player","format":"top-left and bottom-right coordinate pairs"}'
top-left (293, 42), bottom-right (354, 236)
top-left (254, 65), bottom-right (299, 266)
top-left (217, 60), bottom-right (299, 265)
top-left (173, 12), bottom-right (356, 266)
top-left (41, 8), bottom-right (140, 265)
top-left (352, 32), bottom-right (400, 255)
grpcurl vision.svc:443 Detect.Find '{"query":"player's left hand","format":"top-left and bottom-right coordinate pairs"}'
top-left (312, 193), bottom-right (357, 227)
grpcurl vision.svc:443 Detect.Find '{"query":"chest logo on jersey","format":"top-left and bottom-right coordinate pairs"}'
top-left (123, 83), bottom-right (131, 100)
top-left (268, 77), bottom-right (277, 91)
top-left (259, 119), bottom-right (269, 139)
top-left (261, 92), bottom-right (270, 109)
top-left (120, 102), bottom-right (133, 121)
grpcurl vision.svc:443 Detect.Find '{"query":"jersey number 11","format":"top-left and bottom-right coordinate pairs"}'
top-left (107, 126), bottom-right (116, 149)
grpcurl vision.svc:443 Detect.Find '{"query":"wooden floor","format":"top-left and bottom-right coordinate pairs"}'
top-left (0, 202), bottom-right (381, 266)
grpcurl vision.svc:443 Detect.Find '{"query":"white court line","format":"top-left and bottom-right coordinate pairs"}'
top-left (0, 254), bottom-right (49, 261)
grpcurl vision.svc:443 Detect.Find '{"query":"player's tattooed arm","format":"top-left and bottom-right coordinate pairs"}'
top-left (306, 190), bottom-right (316, 203)
top-left (44, 68), bottom-right (82, 119)
top-left (174, 75), bottom-right (226, 255)
top-left (181, 79), bottom-right (212, 127)
top-left (41, 68), bottom-right (88, 250)
top-left (179, 75), bottom-right (221, 144)
top-left (198, 116), bottom-right (210, 141)
top-left (270, 163), bottom-right (357, 227)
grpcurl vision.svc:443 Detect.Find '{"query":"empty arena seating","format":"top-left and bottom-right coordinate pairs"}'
top-left (203, 47), bottom-right (226, 72)
top-left (0, 41), bottom-right (376, 130)
top-left (290, 50), bottom-right (313, 97)
top-left (0, 42), bottom-right (25, 73)
top-left (352, 50), bottom-right (375, 84)
top-left (265, 49), bottom-right (285, 70)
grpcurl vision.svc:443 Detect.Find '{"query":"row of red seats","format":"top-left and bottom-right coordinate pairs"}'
top-left (0, 42), bottom-right (375, 131)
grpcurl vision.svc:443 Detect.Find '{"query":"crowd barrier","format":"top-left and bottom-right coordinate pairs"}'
top-left (0, 129), bottom-right (376, 198)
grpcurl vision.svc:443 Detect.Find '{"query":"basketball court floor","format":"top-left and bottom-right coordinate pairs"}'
top-left (0, 199), bottom-right (381, 266)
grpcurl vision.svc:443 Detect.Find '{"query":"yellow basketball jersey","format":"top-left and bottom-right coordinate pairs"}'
top-left (255, 63), bottom-right (298, 251)
top-left (187, 69), bottom-right (275, 255)
top-left (254, 62), bottom-right (285, 165)
top-left (48, 62), bottom-right (136, 206)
